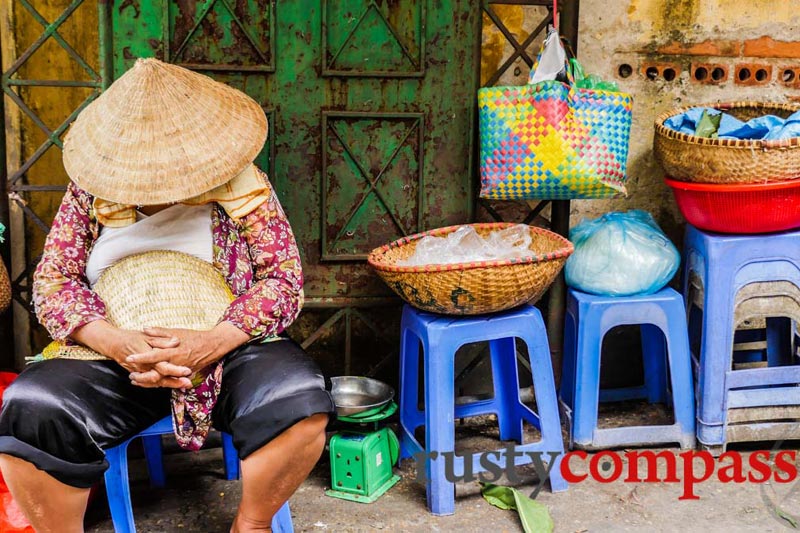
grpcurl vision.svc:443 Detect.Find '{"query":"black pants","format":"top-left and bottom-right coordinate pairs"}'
top-left (0, 339), bottom-right (334, 488)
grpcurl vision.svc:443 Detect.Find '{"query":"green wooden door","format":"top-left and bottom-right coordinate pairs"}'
top-left (110, 0), bottom-right (479, 304)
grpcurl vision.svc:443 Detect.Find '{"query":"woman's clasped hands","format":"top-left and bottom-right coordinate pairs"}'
top-left (72, 320), bottom-right (249, 389)
top-left (126, 322), bottom-right (249, 388)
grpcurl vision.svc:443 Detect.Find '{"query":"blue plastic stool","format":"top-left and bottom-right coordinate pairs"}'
top-left (398, 304), bottom-right (567, 516)
top-left (683, 225), bottom-right (800, 447)
top-left (103, 416), bottom-right (293, 533)
top-left (560, 288), bottom-right (696, 450)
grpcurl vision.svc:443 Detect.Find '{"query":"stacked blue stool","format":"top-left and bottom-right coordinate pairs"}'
top-left (683, 225), bottom-right (800, 449)
top-left (398, 304), bottom-right (567, 516)
top-left (104, 416), bottom-right (293, 533)
top-left (560, 288), bottom-right (696, 449)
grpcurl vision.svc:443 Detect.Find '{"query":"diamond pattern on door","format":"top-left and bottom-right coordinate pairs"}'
top-left (168, 0), bottom-right (275, 71)
top-left (323, 0), bottom-right (425, 77)
top-left (322, 112), bottom-right (424, 261)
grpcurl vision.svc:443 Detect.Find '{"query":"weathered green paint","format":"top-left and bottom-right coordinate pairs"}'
top-left (110, 0), bottom-right (479, 301)
top-left (323, 0), bottom-right (425, 77)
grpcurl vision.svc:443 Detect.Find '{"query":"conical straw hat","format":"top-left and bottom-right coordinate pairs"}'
top-left (62, 58), bottom-right (267, 205)
top-left (43, 250), bottom-right (234, 360)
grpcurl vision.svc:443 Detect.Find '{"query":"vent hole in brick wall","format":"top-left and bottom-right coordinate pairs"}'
top-left (662, 67), bottom-right (676, 81)
top-left (711, 67), bottom-right (726, 81)
top-left (618, 63), bottom-right (633, 78)
top-left (738, 68), bottom-right (751, 81)
top-left (645, 66), bottom-right (659, 80)
top-left (694, 67), bottom-right (708, 81)
top-left (783, 69), bottom-right (796, 83)
top-left (755, 68), bottom-right (769, 82)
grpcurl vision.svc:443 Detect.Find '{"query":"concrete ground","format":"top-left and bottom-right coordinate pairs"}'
top-left (85, 403), bottom-right (800, 532)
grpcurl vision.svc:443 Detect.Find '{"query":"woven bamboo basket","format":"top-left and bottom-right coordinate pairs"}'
top-left (654, 102), bottom-right (800, 184)
top-left (43, 250), bottom-right (234, 360)
top-left (0, 261), bottom-right (10, 313)
top-left (368, 223), bottom-right (573, 315)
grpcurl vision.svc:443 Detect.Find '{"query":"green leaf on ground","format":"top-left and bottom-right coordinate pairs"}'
top-left (481, 483), bottom-right (554, 533)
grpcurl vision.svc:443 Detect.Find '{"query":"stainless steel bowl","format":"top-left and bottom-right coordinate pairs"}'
top-left (330, 376), bottom-right (395, 416)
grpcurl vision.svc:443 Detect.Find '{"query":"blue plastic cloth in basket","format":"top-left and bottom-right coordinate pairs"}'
top-left (664, 107), bottom-right (800, 141)
top-left (565, 210), bottom-right (680, 297)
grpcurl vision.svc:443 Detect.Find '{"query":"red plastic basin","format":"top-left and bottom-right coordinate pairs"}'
top-left (665, 177), bottom-right (800, 234)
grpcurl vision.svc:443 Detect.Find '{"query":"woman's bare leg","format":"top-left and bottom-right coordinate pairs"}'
top-left (0, 413), bottom-right (328, 533)
top-left (0, 454), bottom-right (90, 533)
top-left (232, 413), bottom-right (329, 533)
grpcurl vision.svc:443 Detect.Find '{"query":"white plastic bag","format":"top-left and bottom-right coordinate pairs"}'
top-left (528, 26), bottom-right (567, 84)
top-left (398, 225), bottom-right (533, 267)
top-left (565, 211), bottom-right (680, 296)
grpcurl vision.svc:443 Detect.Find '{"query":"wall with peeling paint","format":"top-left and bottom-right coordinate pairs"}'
top-left (573, 0), bottom-right (800, 239)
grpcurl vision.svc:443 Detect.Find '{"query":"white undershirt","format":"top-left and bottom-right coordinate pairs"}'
top-left (85, 203), bottom-right (214, 287)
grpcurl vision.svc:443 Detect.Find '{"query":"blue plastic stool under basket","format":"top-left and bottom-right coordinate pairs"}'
top-left (398, 304), bottom-right (567, 516)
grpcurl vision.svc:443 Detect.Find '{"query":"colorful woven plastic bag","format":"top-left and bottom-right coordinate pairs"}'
top-left (478, 32), bottom-right (633, 201)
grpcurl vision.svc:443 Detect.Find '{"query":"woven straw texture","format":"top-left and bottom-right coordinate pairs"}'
top-left (0, 262), bottom-right (10, 313)
top-left (368, 224), bottom-right (573, 315)
top-left (478, 81), bottom-right (633, 200)
top-left (63, 58), bottom-right (267, 205)
top-left (654, 102), bottom-right (800, 184)
top-left (42, 343), bottom-right (106, 361)
top-left (48, 250), bottom-right (233, 360)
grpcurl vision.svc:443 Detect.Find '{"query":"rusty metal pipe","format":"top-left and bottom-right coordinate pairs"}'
top-left (547, 201), bottom-right (569, 385)
top-left (97, 0), bottom-right (113, 88)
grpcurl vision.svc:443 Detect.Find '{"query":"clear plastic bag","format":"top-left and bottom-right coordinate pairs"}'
top-left (398, 225), bottom-right (533, 267)
top-left (565, 211), bottom-right (680, 296)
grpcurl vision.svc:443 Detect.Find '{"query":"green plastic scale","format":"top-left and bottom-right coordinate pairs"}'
top-left (325, 401), bottom-right (401, 503)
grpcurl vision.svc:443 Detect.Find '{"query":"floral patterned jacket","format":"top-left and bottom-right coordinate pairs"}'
top-left (31, 178), bottom-right (304, 449)
top-left (33, 181), bottom-right (304, 342)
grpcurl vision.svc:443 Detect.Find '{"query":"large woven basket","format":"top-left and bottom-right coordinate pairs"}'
top-left (368, 223), bottom-right (573, 315)
top-left (44, 250), bottom-right (234, 360)
top-left (654, 102), bottom-right (800, 184)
